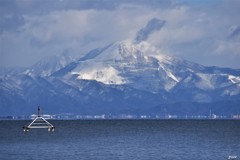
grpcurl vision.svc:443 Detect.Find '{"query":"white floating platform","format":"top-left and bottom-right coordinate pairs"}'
top-left (23, 116), bottom-right (55, 132)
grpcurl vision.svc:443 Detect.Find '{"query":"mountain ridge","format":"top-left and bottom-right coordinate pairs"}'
top-left (1, 40), bottom-right (239, 116)
top-left (0, 18), bottom-right (240, 116)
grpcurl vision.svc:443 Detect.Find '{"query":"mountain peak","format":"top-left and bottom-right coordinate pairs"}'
top-left (135, 18), bottom-right (166, 43)
top-left (67, 40), bottom-right (183, 91)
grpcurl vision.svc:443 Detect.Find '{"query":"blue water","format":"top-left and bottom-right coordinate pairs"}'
top-left (0, 120), bottom-right (239, 160)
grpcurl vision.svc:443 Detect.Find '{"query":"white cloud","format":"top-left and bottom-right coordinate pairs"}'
top-left (0, 0), bottom-right (240, 68)
top-left (22, 10), bottom-right (92, 42)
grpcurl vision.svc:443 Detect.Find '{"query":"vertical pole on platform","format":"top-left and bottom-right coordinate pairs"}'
top-left (38, 106), bottom-right (40, 117)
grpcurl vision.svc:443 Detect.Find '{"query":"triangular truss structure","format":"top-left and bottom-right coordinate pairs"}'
top-left (23, 106), bottom-right (55, 132)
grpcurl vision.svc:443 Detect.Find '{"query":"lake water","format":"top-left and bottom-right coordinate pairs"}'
top-left (0, 120), bottom-right (239, 160)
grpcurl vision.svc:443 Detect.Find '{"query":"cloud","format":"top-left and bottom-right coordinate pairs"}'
top-left (0, 0), bottom-right (240, 68)
top-left (147, 3), bottom-right (240, 68)
top-left (0, 4), bottom-right (154, 66)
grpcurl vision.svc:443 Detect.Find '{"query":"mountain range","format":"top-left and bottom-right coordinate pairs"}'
top-left (0, 19), bottom-right (240, 116)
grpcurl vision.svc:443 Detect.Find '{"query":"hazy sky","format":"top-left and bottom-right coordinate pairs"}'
top-left (0, 0), bottom-right (240, 68)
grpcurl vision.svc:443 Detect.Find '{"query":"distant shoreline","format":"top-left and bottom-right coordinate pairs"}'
top-left (1, 113), bottom-right (240, 120)
top-left (0, 118), bottom-right (240, 121)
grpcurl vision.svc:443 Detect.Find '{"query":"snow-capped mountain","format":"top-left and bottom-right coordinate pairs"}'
top-left (52, 40), bottom-right (240, 97)
top-left (1, 19), bottom-right (240, 116)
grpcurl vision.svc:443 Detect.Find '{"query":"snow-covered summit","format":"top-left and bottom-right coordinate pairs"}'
top-left (64, 40), bottom-right (179, 90)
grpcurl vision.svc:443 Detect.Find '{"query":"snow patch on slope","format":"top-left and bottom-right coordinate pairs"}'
top-left (76, 66), bottom-right (126, 85)
top-left (196, 73), bottom-right (215, 90)
top-left (158, 63), bottom-right (179, 82)
top-left (228, 75), bottom-right (240, 84)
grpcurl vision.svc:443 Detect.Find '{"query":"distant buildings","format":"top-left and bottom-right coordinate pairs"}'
top-left (0, 113), bottom-right (239, 120)
top-left (30, 114), bottom-right (53, 119)
top-left (232, 115), bottom-right (240, 119)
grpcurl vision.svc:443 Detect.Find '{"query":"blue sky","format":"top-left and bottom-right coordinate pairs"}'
top-left (0, 0), bottom-right (240, 68)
